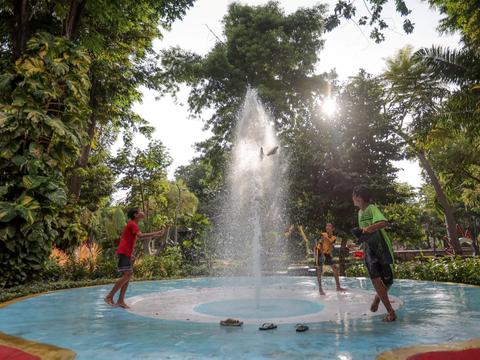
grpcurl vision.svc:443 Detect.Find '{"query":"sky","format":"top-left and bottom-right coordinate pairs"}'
top-left (120, 0), bottom-right (461, 189)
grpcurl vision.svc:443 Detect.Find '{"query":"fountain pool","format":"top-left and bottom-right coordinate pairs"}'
top-left (1, 276), bottom-right (480, 359)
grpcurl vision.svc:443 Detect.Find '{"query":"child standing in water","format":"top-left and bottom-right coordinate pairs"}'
top-left (104, 207), bottom-right (165, 309)
top-left (348, 185), bottom-right (397, 322)
top-left (316, 222), bottom-right (347, 295)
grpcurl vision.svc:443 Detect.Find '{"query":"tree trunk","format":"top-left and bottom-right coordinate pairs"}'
top-left (68, 82), bottom-right (98, 201)
top-left (158, 227), bottom-right (170, 253)
top-left (425, 227), bottom-right (431, 248)
top-left (12, 0), bottom-right (30, 61)
top-left (417, 152), bottom-right (463, 255)
top-left (142, 238), bottom-right (152, 256)
top-left (65, 0), bottom-right (86, 41)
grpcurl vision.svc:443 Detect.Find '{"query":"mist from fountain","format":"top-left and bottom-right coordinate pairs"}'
top-left (216, 89), bottom-right (289, 307)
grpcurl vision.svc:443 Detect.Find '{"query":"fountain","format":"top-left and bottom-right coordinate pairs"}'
top-left (4, 91), bottom-right (480, 360)
top-left (215, 89), bottom-right (289, 307)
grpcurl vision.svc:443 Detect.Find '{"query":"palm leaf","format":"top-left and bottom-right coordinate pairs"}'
top-left (105, 221), bottom-right (117, 240)
top-left (413, 46), bottom-right (479, 85)
top-left (113, 207), bottom-right (126, 233)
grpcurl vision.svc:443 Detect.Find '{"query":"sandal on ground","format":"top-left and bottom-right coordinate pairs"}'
top-left (259, 323), bottom-right (277, 330)
top-left (220, 318), bottom-right (243, 326)
top-left (295, 324), bottom-right (309, 332)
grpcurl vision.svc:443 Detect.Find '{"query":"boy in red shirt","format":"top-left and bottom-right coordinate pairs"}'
top-left (104, 207), bottom-right (165, 309)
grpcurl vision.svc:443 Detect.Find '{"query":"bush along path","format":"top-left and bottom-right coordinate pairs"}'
top-left (347, 256), bottom-right (480, 286)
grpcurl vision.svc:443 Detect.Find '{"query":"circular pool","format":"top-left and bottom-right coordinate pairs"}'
top-left (0, 277), bottom-right (479, 359)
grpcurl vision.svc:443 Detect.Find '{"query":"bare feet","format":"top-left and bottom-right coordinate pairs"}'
top-left (382, 311), bottom-right (397, 322)
top-left (370, 296), bottom-right (380, 312)
top-left (116, 302), bottom-right (131, 309)
top-left (336, 287), bottom-right (347, 292)
top-left (319, 288), bottom-right (326, 295)
top-left (104, 297), bottom-right (115, 306)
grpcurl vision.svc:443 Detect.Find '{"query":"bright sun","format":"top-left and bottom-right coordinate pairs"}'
top-left (322, 98), bottom-right (336, 116)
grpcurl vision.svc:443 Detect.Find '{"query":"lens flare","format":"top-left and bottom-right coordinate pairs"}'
top-left (322, 98), bottom-right (336, 116)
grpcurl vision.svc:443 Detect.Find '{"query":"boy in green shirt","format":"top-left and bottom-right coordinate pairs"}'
top-left (348, 185), bottom-right (396, 322)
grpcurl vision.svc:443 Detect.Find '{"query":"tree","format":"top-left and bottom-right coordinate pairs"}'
top-left (287, 70), bottom-right (402, 237)
top-left (285, 225), bottom-right (310, 263)
top-left (413, 46), bottom-right (480, 204)
top-left (78, 147), bottom-right (115, 212)
top-left (382, 45), bottom-right (465, 254)
top-left (175, 158), bottom-right (215, 215)
top-left (113, 138), bottom-right (172, 220)
top-left (0, 0), bottom-right (196, 201)
top-left (160, 182), bottom-right (198, 221)
top-left (430, 0), bottom-right (480, 53)
top-left (324, 0), bottom-right (414, 43)
top-left (380, 183), bottom-right (425, 248)
top-left (0, 33), bottom-right (91, 286)
top-left (159, 1), bottom-right (328, 183)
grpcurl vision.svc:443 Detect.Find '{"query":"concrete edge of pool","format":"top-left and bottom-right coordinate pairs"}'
top-left (0, 331), bottom-right (76, 360)
top-left (1, 278), bottom-right (480, 360)
top-left (0, 294), bottom-right (77, 360)
top-left (376, 337), bottom-right (480, 360)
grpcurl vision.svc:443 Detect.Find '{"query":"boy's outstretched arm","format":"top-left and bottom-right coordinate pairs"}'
top-left (362, 221), bottom-right (388, 234)
top-left (137, 225), bottom-right (170, 239)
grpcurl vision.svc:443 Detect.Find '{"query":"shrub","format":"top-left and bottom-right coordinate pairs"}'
top-left (345, 256), bottom-right (480, 285)
top-left (285, 225), bottom-right (310, 263)
top-left (181, 263), bottom-right (211, 277)
top-left (346, 264), bottom-right (369, 277)
top-left (0, 33), bottom-right (91, 288)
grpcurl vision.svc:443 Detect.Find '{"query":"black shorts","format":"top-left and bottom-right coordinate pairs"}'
top-left (364, 252), bottom-right (394, 289)
top-left (117, 253), bottom-right (133, 272)
top-left (323, 253), bottom-right (336, 266)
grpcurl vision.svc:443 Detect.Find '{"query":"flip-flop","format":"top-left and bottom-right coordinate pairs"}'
top-left (259, 323), bottom-right (277, 330)
top-left (220, 318), bottom-right (243, 326)
top-left (295, 324), bottom-right (309, 332)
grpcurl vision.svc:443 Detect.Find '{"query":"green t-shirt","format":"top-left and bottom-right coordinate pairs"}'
top-left (358, 204), bottom-right (394, 263)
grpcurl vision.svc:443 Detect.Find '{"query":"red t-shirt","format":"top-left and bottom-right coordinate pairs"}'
top-left (116, 221), bottom-right (141, 259)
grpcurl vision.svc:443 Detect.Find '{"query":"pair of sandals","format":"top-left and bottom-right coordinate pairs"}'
top-left (221, 319), bottom-right (308, 332)
top-left (259, 323), bottom-right (309, 332)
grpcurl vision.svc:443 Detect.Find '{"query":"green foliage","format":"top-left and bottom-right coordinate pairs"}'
top-left (0, 33), bottom-right (91, 287)
top-left (175, 158), bottom-right (214, 214)
top-left (285, 225), bottom-right (310, 263)
top-left (430, 0), bottom-right (480, 51)
top-left (380, 188), bottom-right (425, 248)
top-left (324, 0), bottom-right (414, 43)
top-left (134, 249), bottom-right (182, 278)
top-left (160, 1), bottom-right (328, 184)
top-left (161, 182), bottom-right (198, 222)
top-left (345, 264), bottom-right (370, 278)
top-left (177, 213), bottom-right (211, 263)
top-left (57, 256), bottom-right (117, 282)
top-left (413, 43), bottom-right (480, 218)
top-left (77, 148), bottom-right (115, 212)
top-left (113, 138), bottom-right (172, 214)
top-left (288, 70), bottom-right (401, 236)
top-left (103, 207), bottom-right (127, 249)
top-left (180, 263), bottom-right (211, 277)
top-left (346, 256), bottom-right (480, 285)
